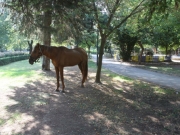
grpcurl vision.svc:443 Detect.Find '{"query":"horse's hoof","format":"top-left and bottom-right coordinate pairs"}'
top-left (60, 90), bottom-right (65, 93)
top-left (56, 89), bottom-right (60, 92)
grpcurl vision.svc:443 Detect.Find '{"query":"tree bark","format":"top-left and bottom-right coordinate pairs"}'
top-left (88, 46), bottom-right (91, 59)
top-left (137, 40), bottom-right (144, 64)
top-left (165, 45), bottom-right (168, 56)
top-left (95, 36), bottom-right (106, 83)
top-left (42, 1), bottom-right (52, 70)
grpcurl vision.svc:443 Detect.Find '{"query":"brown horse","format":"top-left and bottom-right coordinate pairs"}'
top-left (29, 43), bottom-right (88, 92)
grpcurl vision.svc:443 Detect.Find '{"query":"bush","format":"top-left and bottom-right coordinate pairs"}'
top-left (0, 54), bottom-right (29, 66)
top-left (0, 51), bottom-right (26, 58)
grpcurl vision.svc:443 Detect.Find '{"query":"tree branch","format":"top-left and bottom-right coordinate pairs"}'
top-left (93, 1), bottom-right (103, 36)
top-left (106, 0), bottom-right (121, 28)
top-left (107, 0), bottom-right (145, 37)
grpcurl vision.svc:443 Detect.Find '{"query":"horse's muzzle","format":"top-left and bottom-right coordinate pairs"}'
top-left (29, 57), bottom-right (34, 65)
top-left (29, 56), bottom-right (40, 65)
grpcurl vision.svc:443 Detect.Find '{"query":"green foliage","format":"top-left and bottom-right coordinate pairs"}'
top-left (83, 14), bottom-right (94, 32)
top-left (8, 32), bottom-right (28, 51)
top-left (5, 0), bottom-right (90, 43)
top-left (146, 0), bottom-right (179, 21)
top-left (0, 10), bottom-right (29, 51)
top-left (113, 29), bottom-right (137, 61)
top-left (147, 11), bottom-right (180, 54)
top-left (0, 13), bottom-right (11, 51)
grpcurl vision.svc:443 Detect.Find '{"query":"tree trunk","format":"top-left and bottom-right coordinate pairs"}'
top-left (95, 36), bottom-right (106, 83)
top-left (137, 40), bottom-right (144, 64)
top-left (165, 45), bottom-right (168, 56)
top-left (42, 1), bottom-right (52, 70)
top-left (88, 46), bottom-right (91, 59)
top-left (155, 46), bottom-right (158, 54)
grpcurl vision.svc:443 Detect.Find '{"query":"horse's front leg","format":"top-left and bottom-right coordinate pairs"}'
top-left (59, 66), bottom-right (65, 93)
top-left (55, 67), bottom-right (60, 92)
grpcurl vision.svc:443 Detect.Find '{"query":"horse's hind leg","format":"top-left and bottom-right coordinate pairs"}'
top-left (59, 67), bottom-right (65, 92)
top-left (78, 62), bottom-right (86, 88)
top-left (78, 63), bottom-right (84, 87)
top-left (55, 67), bottom-right (60, 92)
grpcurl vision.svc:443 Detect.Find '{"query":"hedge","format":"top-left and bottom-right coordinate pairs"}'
top-left (0, 54), bottom-right (29, 66)
top-left (0, 51), bottom-right (27, 58)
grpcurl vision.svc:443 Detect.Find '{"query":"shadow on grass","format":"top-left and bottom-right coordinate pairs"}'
top-left (2, 71), bottom-right (97, 134)
top-left (1, 65), bottom-right (180, 135)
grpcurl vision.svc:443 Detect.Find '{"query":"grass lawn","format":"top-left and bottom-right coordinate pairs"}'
top-left (0, 60), bottom-right (180, 135)
top-left (146, 64), bottom-right (180, 76)
top-left (130, 62), bottom-right (180, 77)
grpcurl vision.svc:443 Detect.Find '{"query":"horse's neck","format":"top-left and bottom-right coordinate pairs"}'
top-left (41, 45), bottom-right (53, 59)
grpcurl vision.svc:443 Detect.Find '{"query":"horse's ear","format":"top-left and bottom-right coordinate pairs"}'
top-left (36, 43), bottom-right (40, 47)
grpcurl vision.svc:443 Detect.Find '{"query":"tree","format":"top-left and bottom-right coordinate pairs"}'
top-left (146, 7), bottom-right (180, 56)
top-left (0, 12), bottom-right (10, 51)
top-left (79, 13), bottom-right (96, 58)
top-left (92, 0), bottom-right (145, 83)
top-left (80, 31), bottom-right (96, 58)
top-left (113, 29), bottom-right (137, 61)
top-left (146, 0), bottom-right (179, 21)
top-left (104, 40), bottom-right (113, 57)
top-left (5, 0), bottom-right (85, 70)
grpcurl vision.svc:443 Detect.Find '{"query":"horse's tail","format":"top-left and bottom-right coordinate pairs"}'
top-left (84, 60), bottom-right (88, 80)
top-left (85, 60), bottom-right (88, 80)
top-left (76, 47), bottom-right (88, 81)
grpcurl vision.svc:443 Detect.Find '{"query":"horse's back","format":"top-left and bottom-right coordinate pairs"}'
top-left (53, 47), bottom-right (87, 66)
top-left (74, 48), bottom-right (88, 59)
top-left (59, 47), bottom-right (87, 58)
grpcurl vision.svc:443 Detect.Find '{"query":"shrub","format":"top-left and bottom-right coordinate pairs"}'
top-left (0, 54), bottom-right (29, 66)
top-left (0, 51), bottom-right (26, 58)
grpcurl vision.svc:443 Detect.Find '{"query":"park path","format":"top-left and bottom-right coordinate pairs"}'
top-left (91, 55), bottom-right (180, 92)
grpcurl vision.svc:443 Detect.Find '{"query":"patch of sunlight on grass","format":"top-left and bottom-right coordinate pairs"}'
top-left (159, 67), bottom-right (172, 72)
top-left (0, 118), bottom-right (6, 126)
top-left (101, 81), bottom-right (108, 85)
top-left (105, 73), bottom-right (132, 82)
top-left (149, 66), bottom-right (173, 72)
top-left (84, 112), bottom-right (129, 134)
top-left (152, 86), bottom-right (174, 95)
top-left (89, 59), bottom-right (133, 83)
top-left (113, 87), bottom-right (124, 95)
top-left (33, 100), bottom-right (47, 106)
top-left (150, 66), bottom-right (158, 69)
top-left (113, 76), bottom-right (131, 82)
top-left (33, 93), bottom-right (49, 106)
top-left (134, 81), bottom-right (149, 88)
top-left (0, 60), bottom-right (44, 90)
top-left (0, 60), bottom-right (42, 78)
top-left (8, 112), bottom-right (22, 124)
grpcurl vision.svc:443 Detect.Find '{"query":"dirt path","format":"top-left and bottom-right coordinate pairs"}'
top-left (92, 55), bottom-right (180, 91)
top-left (0, 63), bottom-right (180, 135)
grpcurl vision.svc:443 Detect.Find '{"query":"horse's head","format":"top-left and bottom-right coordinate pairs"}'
top-left (29, 43), bottom-right (43, 65)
